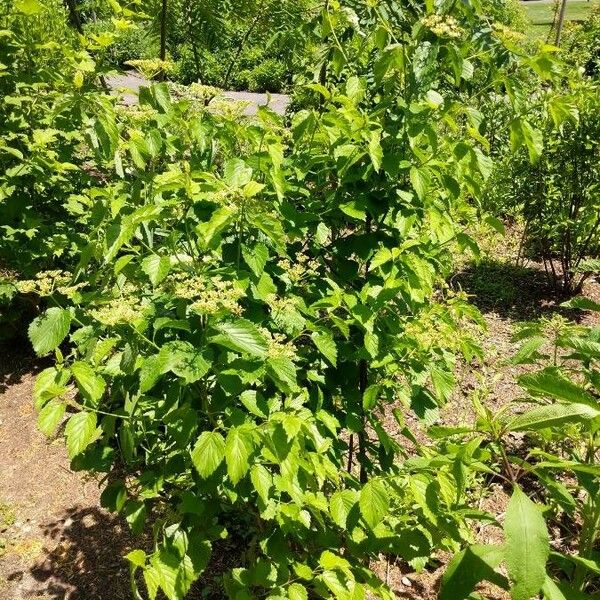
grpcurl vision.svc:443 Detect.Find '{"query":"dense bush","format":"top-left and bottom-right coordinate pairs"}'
top-left (487, 80), bottom-right (599, 294)
top-left (5, 1), bottom-right (599, 600)
top-left (562, 5), bottom-right (600, 78)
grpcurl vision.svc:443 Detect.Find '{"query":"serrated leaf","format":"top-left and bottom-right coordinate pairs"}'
top-left (125, 549), bottom-right (147, 568)
top-left (150, 547), bottom-right (179, 600)
top-left (71, 361), bottom-right (106, 408)
top-left (507, 402), bottom-right (600, 432)
top-left (288, 583), bottom-right (308, 600)
top-left (330, 490), bottom-right (358, 528)
top-left (225, 427), bottom-right (253, 484)
top-left (362, 384), bottom-right (380, 410)
top-left (223, 158), bottom-right (252, 188)
top-left (196, 205), bottom-right (236, 249)
top-left (359, 479), bottom-right (389, 530)
top-left (504, 486), bottom-right (549, 600)
top-left (142, 254), bottom-right (171, 286)
top-left (38, 400), bottom-right (66, 436)
top-left (65, 411), bottom-right (98, 459)
top-left (242, 243), bottom-right (269, 277)
top-left (191, 431), bottom-right (225, 478)
top-left (28, 307), bottom-right (71, 356)
top-left (519, 370), bottom-right (598, 407)
top-left (410, 166), bottom-right (430, 200)
top-left (160, 341), bottom-right (210, 383)
top-left (430, 366), bottom-right (454, 402)
top-left (212, 319), bottom-right (268, 357)
top-left (124, 500), bottom-right (147, 536)
top-left (311, 331), bottom-right (337, 366)
top-left (511, 337), bottom-right (546, 365)
top-left (440, 544), bottom-right (508, 600)
top-left (250, 464), bottom-right (272, 503)
top-left (267, 356), bottom-right (298, 392)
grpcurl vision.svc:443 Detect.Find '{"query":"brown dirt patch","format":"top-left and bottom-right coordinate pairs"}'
top-left (0, 351), bottom-right (136, 600)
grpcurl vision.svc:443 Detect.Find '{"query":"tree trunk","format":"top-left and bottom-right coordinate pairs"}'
top-left (63, 0), bottom-right (84, 34)
top-left (160, 0), bottom-right (168, 62)
top-left (554, 0), bottom-right (568, 47)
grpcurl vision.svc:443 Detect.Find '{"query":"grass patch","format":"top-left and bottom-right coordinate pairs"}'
top-left (523, 0), bottom-right (600, 40)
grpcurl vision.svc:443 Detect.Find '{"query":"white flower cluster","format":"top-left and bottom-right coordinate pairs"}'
top-left (260, 327), bottom-right (296, 360)
top-left (168, 274), bottom-right (244, 316)
top-left (16, 270), bottom-right (85, 298)
top-left (89, 296), bottom-right (144, 326)
top-left (421, 14), bottom-right (463, 39)
top-left (277, 254), bottom-right (319, 283)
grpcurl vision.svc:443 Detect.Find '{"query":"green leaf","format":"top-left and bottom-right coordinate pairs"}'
top-left (124, 500), bottom-right (147, 536)
top-left (440, 545), bottom-right (508, 600)
top-left (311, 332), bottom-right (337, 366)
top-left (430, 366), bottom-right (455, 403)
top-left (223, 158), bottom-right (253, 188)
top-left (359, 479), bottom-right (389, 530)
top-left (288, 583), bottom-right (308, 600)
top-left (225, 427), bottom-right (253, 484)
top-left (65, 411), bottom-right (98, 459)
top-left (150, 547), bottom-right (179, 600)
top-left (196, 206), bottom-right (236, 249)
top-left (28, 307), bottom-right (71, 356)
top-left (242, 243), bottom-right (269, 277)
top-left (142, 254), bottom-right (171, 286)
top-left (38, 400), bottom-right (66, 437)
top-left (370, 248), bottom-right (393, 269)
top-left (191, 431), bottom-right (225, 478)
top-left (330, 490), bottom-right (358, 529)
top-left (519, 370), bottom-right (598, 407)
top-left (15, 0), bottom-right (43, 15)
top-left (212, 319), bottom-right (268, 357)
top-left (160, 341), bottom-right (210, 384)
top-left (541, 577), bottom-right (567, 600)
top-left (250, 464), bottom-right (273, 503)
top-left (511, 337), bottom-right (546, 365)
top-left (521, 120), bottom-right (544, 164)
top-left (362, 385), bottom-right (380, 411)
top-left (507, 402), bottom-right (600, 432)
top-left (267, 356), bottom-right (298, 392)
top-left (125, 549), bottom-right (147, 569)
top-left (410, 166), bottom-right (430, 200)
top-left (561, 297), bottom-right (600, 312)
top-left (504, 486), bottom-right (549, 600)
top-left (71, 362), bottom-right (106, 408)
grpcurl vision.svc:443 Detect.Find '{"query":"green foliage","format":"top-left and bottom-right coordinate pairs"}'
top-left (2, 0), bottom-right (579, 598)
top-left (487, 79), bottom-right (600, 294)
top-left (445, 308), bottom-right (600, 597)
top-left (562, 5), bottom-right (600, 78)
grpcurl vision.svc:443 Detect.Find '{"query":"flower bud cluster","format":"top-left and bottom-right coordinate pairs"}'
top-left (168, 273), bottom-right (244, 316)
top-left (422, 14), bottom-right (463, 39)
top-left (491, 22), bottom-right (524, 43)
top-left (16, 270), bottom-right (84, 298)
top-left (89, 296), bottom-right (144, 326)
top-left (277, 254), bottom-right (319, 283)
top-left (260, 327), bottom-right (296, 360)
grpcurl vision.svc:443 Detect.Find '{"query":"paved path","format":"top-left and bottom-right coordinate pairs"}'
top-left (106, 71), bottom-right (290, 116)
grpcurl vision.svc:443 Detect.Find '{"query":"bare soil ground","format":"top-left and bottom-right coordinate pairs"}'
top-left (0, 350), bottom-right (136, 599)
top-left (1, 229), bottom-right (598, 599)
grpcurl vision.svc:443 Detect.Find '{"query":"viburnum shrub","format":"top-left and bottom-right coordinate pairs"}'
top-left (12, 0), bottom-right (566, 598)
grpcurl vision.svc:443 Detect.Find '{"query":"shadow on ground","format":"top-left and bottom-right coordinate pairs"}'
top-left (451, 258), bottom-right (570, 320)
top-left (0, 342), bottom-right (43, 395)
top-left (26, 506), bottom-right (134, 600)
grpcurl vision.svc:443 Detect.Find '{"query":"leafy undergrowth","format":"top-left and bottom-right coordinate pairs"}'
top-left (1, 227), bottom-right (598, 599)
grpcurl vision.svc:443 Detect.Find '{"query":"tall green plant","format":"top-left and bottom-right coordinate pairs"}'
top-left (2, 0), bottom-right (568, 598)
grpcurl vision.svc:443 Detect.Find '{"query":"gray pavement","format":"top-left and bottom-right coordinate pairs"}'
top-left (105, 71), bottom-right (290, 116)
